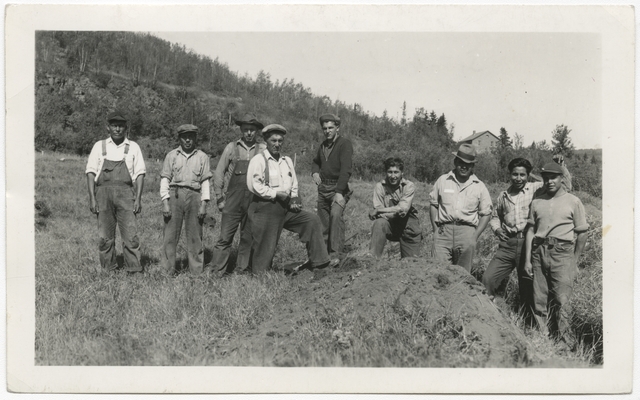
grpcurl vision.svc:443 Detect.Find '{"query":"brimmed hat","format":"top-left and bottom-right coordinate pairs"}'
top-left (319, 113), bottom-right (341, 126)
top-left (540, 162), bottom-right (564, 175)
top-left (177, 124), bottom-right (199, 136)
top-left (235, 113), bottom-right (264, 130)
top-left (107, 110), bottom-right (127, 123)
top-left (262, 124), bottom-right (288, 137)
top-left (452, 143), bottom-right (478, 164)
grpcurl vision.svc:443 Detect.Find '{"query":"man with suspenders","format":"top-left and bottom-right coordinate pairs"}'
top-left (211, 113), bottom-right (266, 274)
top-left (246, 124), bottom-right (339, 274)
top-left (85, 111), bottom-right (146, 273)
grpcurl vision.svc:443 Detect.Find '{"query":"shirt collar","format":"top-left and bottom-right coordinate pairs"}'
top-left (237, 139), bottom-right (257, 150)
top-left (176, 147), bottom-right (199, 158)
top-left (324, 135), bottom-right (340, 148)
top-left (446, 170), bottom-right (479, 185)
top-left (265, 149), bottom-right (282, 161)
top-left (106, 137), bottom-right (130, 147)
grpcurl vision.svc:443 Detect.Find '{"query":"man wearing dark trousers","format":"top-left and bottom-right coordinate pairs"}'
top-left (211, 113), bottom-right (266, 274)
top-left (312, 114), bottom-right (353, 258)
top-left (247, 124), bottom-right (339, 274)
top-left (85, 111), bottom-right (146, 273)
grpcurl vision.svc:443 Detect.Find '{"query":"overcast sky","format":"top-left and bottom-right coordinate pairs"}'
top-left (153, 32), bottom-right (601, 149)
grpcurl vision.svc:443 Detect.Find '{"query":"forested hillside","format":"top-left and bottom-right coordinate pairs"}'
top-left (35, 31), bottom-right (601, 195)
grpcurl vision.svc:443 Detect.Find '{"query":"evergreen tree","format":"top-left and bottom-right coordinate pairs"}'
top-left (498, 127), bottom-right (512, 149)
top-left (551, 124), bottom-right (575, 158)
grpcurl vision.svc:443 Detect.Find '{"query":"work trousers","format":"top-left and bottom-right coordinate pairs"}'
top-left (531, 240), bottom-right (577, 345)
top-left (96, 185), bottom-right (142, 272)
top-left (483, 237), bottom-right (534, 314)
top-left (248, 197), bottom-right (330, 274)
top-left (370, 214), bottom-right (422, 258)
top-left (162, 187), bottom-right (204, 274)
top-left (317, 183), bottom-right (351, 255)
top-left (433, 224), bottom-right (476, 272)
top-left (211, 187), bottom-right (253, 273)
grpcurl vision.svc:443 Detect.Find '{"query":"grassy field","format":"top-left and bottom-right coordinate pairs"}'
top-left (34, 151), bottom-right (603, 366)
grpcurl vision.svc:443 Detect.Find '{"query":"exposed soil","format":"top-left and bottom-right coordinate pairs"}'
top-left (214, 255), bottom-right (582, 367)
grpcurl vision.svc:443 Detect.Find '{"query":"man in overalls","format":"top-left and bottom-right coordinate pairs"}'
top-left (160, 124), bottom-right (213, 275)
top-left (246, 124), bottom-right (339, 274)
top-left (86, 111), bottom-right (146, 272)
top-left (211, 113), bottom-right (266, 274)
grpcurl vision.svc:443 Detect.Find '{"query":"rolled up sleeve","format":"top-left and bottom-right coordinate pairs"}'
top-left (478, 184), bottom-right (493, 216)
top-left (85, 142), bottom-right (101, 177)
top-left (213, 143), bottom-right (233, 199)
top-left (396, 181), bottom-right (415, 215)
top-left (247, 155), bottom-right (276, 200)
top-left (372, 182), bottom-right (386, 209)
top-left (130, 144), bottom-right (146, 182)
top-left (428, 178), bottom-right (441, 206)
top-left (573, 198), bottom-right (589, 232)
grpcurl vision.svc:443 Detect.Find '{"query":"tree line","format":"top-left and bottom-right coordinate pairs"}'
top-left (35, 31), bottom-right (601, 197)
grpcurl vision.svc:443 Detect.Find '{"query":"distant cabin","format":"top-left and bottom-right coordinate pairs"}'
top-left (459, 130), bottom-right (499, 153)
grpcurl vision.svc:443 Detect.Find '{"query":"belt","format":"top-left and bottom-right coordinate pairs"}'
top-left (170, 185), bottom-right (199, 192)
top-left (506, 231), bottom-right (525, 239)
top-left (321, 179), bottom-right (339, 185)
top-left (533, 236), bottom-right (573, 246)
top-left (441, 220), bottom-right (476, 228)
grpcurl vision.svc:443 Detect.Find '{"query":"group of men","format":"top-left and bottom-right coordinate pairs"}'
top-left (85, 110), bottom-right (589, 348)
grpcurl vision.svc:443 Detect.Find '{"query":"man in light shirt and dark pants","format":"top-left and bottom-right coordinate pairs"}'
top-left (246, 124), bottom-right (339, 274)
top-left (369, 157), bottom-right (422, 258)
top-left (429, 143), bottom-right (492, 273)
top-left (160, 124), bottom-right (212, 275)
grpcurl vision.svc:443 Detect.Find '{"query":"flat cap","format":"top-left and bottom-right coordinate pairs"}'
top-left (235, 113), bottom-right (264, 130)
top-left (262, 124), bottom-right (287, 137)
top-left (540, 162), bottom-right (564, 175)
top-left (319, 114), bottom-right (341, 126)
top-left (107, 110), bottom-right (127, 122)
top-left (177, 124), bottom-right (199, 135)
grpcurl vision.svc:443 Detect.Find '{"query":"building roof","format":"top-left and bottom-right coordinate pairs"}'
top-left (459, 130), bottom-right (499, 143)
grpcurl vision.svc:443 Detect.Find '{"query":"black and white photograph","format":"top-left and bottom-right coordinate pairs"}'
top-left (5, 3), bottom-right (635, 395)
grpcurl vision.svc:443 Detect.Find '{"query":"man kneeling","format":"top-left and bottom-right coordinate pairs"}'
top-left (369, 157), bottom-right (422, 258)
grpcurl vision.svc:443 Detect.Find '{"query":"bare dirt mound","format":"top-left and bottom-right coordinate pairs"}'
top-left (215, 255), bottom-right (575, 367)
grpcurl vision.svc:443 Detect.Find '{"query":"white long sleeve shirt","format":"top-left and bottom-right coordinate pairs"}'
top-left (246, 149), bottom-right (298, 200)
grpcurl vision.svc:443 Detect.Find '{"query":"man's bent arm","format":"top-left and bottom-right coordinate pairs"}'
top-left (429, 204), bottom-right (439, 232)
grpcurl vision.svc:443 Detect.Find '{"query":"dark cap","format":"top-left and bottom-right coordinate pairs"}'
top-left (262, 124), bottom-right (287, 137)
top-left (540, 162), bottom-right (564, 175)
top-left (177, 124), bottom-right (199, 135)
top-left (452, 143), bottom-right (478, 164)
top-left (107, 110), bottom-right (127, 123)
top-left (235, 113), bottom-right (264, 130)
top-left (319, 114), bottom-right (341, 126)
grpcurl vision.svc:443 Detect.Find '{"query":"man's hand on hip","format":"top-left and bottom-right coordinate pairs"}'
top-left (312, 173), bottom-right (322, 185)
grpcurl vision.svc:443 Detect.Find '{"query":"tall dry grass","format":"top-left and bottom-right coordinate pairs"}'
top-left (35, 152), bottom-right (602, 365)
